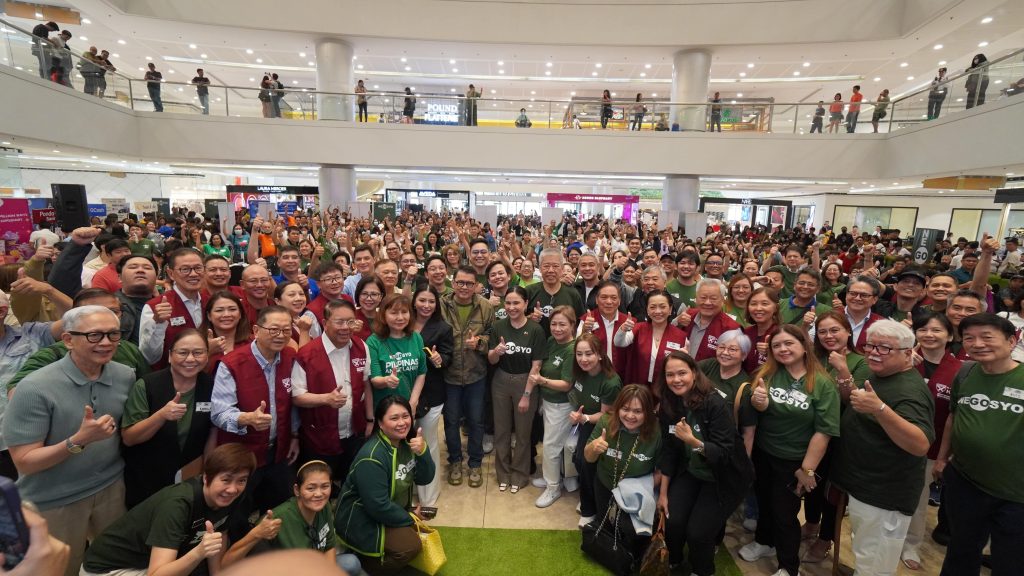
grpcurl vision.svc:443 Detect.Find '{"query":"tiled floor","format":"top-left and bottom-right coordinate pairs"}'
top-left (427, 434), bottom-right (960, 575)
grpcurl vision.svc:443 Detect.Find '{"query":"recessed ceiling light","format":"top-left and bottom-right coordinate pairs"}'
top-left (450, 88), bottom-right (456, 92)
top-left (137, 66), bottom-right (144, 71)
top-left (978, 41), bottom-right (989, 47)
top-left (793, 71), bottom-right (800, 76)
top-left (35, 12), bottom-right (43, 18)
top-left (739, 72), bottom-right (746, 77)
top-left (981, 16), bottom-right (993, 24)
top-left (640, 72), bottom-right (646, 77)
top-left (307, 61), bottom-right (314, 66)
top-left (546, 62), bottom-right (553, 67)
top-left (145, 56), bottom-right (152, 61)
top-left (448, 59), bottom-right (456, 64)
top-left (499, 69), bottom-right (504, 74)
top-left (299, 52), bottom-right (306, 57)
top-left (249, 77), bottom-right (255, 82)
top-left (200, 53), bottom-right (207, 58)
top-left (90, 155), bottom-right (97, 159)
top-left (410, 87), bottom-right (415, 91)
top-left (490, 89), bottom-right (496, 94)
top-left (933, 44), bottom-right (943, 50)
top-left (111, 53), bottom-right (119, 58)
top-left (938, 60), bottom-right (947, 66)
top-left (497, 60), bottom-right (504, 66)
top-left (610, 92), bottom-right (616, 97)
top-left (357, 64), bottom-right (364, 69)
top-left (595, 63), bottom-right (602, 68)
top-left (900, 62), bottom-right (909, 67)
top-left (79, 36), bottom-right (87, 41)
top-left (52, 149), bottom-right (60, 153)
top-left (255, 58), bottom-right (263, 63)
top-left (168, 69), bottom-right (174, 74)
top-left (1008, 172), bottom-right (1016, 176)
top-left (451, 68), bottom-right (457, 72)
top-left (803, 62), bottom-right (810, 67)
top-left (82, 18), bottom-right (91, 24)
top-left (291, 80), bottom-right (298, 84)
top-left (592, 71), bottom-right (598, 76)
top-left (570, 91), bottom-right (576, 96)
top-left (907, 75), bottom-right (914, 80)
top-left (246, 49), bottom-right (253, 54)
top-left (188, 43), bottom-right (197, 49)
top-left (400, 57), bottom-right (407, 62)
top-left (405, 66), bottom-right (411, 71)
top-left (545, 70), bottom-right (551, 76)
top-left (645, 63), bottom-right (652, 69)
top-left (531, 91), bottom-right (536, 95)
top-left (352, 56), bottom-right (357, 60)
top-left (117, 39), bottom-right (126, 45)
top-left (373, 84), bottom-right (379, 89)
top-left (737, 93), bottom-right (743, 97)
top-left (747, 63), bottom-right (755, 68)
top-left (651, 93), bottom-right (657, 97)
top-left (873, 77), bottom-right (881, 81)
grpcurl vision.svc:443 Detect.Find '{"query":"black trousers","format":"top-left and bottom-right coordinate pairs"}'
top-left (594, 479), bottom-right (650, 560)
top-left (300, 435), bottom-right (366, 487)
top-left (802, 442), bottom-right (837, 541)
top-left (940, 465), bottom-right (1024, 576)
top-left (665, 471), bottom-right (726, 576)
top-left (752, 447), bottom-right (802, 576)
top-left (227, 453), bottom-right (294, 542)
top-left (573, 421), bottom-right (598, 517)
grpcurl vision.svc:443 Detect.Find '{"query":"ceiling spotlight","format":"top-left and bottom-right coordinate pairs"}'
top-left (52, 149), bottom-right (60, 153)
top-left (117, 39), bottom-right (126, 45)
top-left (255, 58), bottom-right (263, 63)
top-left (490, 89), bottom-right (496, 94)
top-left (531, 90), bottom-right (536, 95)
top-left (978, 41), bottom-right (989, 47)
top-left (111, 53), bottom-right (119, 58)
top-left (900, 62), bottom-right (909, 67)
top-left (449, 88), bottom-right (456, 92)
top-left (610, 92), bottom-right (616, 96)
top-left (651, 93), bottom-right (657, 97)
top-left (299, 52), bottom-right (306, 57)
top-left (188, 43), bottom-right (197, 49)
top-left (981, 16), bottom-right (993, 24)
top-left (595, 63), bottom-right (602, 68)
top-left (736, 92), bottom-right (743, 97)
top-left (200, 53), bottom-right (207, 58)
top-left (449, 59), bottom-right (456, 64)
top-left (644, 63), bottom-right (652, 69)
top-left (739, 72), bottom-right (746, 77)
top-left (357, 64), bottom-right (364, 69)
top-left (640, 72), bottom-right (646, 77)
top-left (405, 66), bottom-right (411, 71)
top-left (592, 71), bottom-right (598, 76)
top-left (907, 75), bottom-right (914, 80)
top-left (82, 18), bottom-right (91, 24)
top-left (570, 91), bottom-right (576, 96)
top-left (79, 36), bottom-right (87, 41)
top-left (373, 84), bottom-right (379, 89)
top-left (499, 69), bottom-right (504, 74)
top-left (747, 63), bottom-right (755, 68)
top-left (793, 71), bottom-right (800, 76)
top-left (451, 68), bottom-right (457, 72)
top-left (145, 56), bottom-right (152, 60)
top-left (249, 77), bottom-right (255, 82)
top-left (497, 60), bottom-right (504, 66)
top-left (803, 62), bottom-right (810, 67)
top-left (545, 70), bottom-right (551, 76)
top-left (938, 60), bottom-right (947, 65)
top-left (546, 62), bottom-right (553, 67)
top-left (400, 57), bottom-right (407, 62)
top-left (933, 44), bottom-right (943, 50)
top-left (34, 12), bottom-right (42, 18)
top-left (246, 49), bottom-right (253, 54)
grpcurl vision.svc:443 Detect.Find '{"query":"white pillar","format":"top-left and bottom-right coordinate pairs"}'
top-left (319, 165), bottom-right (356, 210)
top-left (315, 39), bottom-right (353, 121)
top-left (670, 49), bottom-right (712, 131)
top-left (663, 175), bottom-right (700, 212)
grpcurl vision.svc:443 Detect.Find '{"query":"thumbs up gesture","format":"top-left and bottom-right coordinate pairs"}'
top-left (622, 313), bottom-right (636, 333)
top-left (850, 379), bottom-right (883, 414)
top-left (75, 404), bottom-right (117, 445)
top-left (31, 239), bottom-right (54, 262)
top-left (494, 336), bottom-right (508, 356)
top-left (195, 521), bottom-right (223, 559)
top-left (253, 510), bottom-right (282, 541)
top-left (409, 427), bottom-right (426, 455)
top-left (464, 328), bottom-right (480, 349)
top-left (428, 345), bottom-right (442, 368)
top-left (802, 309), bottom-right (816, 327)
top-left (751, 377), bottom-right (770, 411)
top-left (385, 367), bottom-right (400, 389)
top-left (153, 294), bottom-right (173, 324)
top-left (326, 386), bottom-right (348, 409)
top-left (674, 417), bottom-right (695, 444)
top-left (207, 329), bottom-right (227, 356)
top-left (569, 405), bottom-right (586, 425)
top-left (590, 429), bottom-right (610, 455)
top-left (161, 392), bottom-right (187, 422)
top-left (981, 232), bottom-right (1000, 255)
top-left (246, 400), bottom-right (273, 431)
top-left (529, 302), bottom-right (543, 322)
top-left (675, 305), bottom-right (692, 328)
top-left (583, 311), bottom-right (597, 333)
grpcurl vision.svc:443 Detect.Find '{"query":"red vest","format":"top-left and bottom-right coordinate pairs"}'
top-left (743, 324), bottom-right (778, 374)
top-left (146, 288), bottom-right (207, 369)
top-left (584, 310), bottom-right (628, 373)
top-left (215, 345), bottom-right (295, 468)
top-left (916, 351), bottom-right (960, 460)
top-left (205, 338), bottom-right (254, 375)
top-left (307, 293), bottom-right (355, 327)
top-left (294, 336), bottom-right (369, 455)
top-left (681, 309), bottom-right (741, 362)
top-left (852, 312), bottom-right (885, 353)
top-left (620, 322), bottom-right (687, 387)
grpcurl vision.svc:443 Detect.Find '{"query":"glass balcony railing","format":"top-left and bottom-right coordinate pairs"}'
top-left (2, 17), bottom-right (1022, 135)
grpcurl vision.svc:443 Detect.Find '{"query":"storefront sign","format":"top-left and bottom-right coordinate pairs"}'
top-left (423, 102), bottom-right (460, 124)
top-left (32, 208), bottom-right (56, 225)
top-left (226, 185), bottom-right (319, 195)
top-left (152, 198), bottom-right (171, 216)
top-left (88, 204), bottom-right (108, 218)
top-left (134, 201), bottom-right (158, 214)
top-left (546, 193), bottom-right (639, 204)
top-left (102, 197), bottom-right (129, 214)
top-left (0, 198), bottom-right (33, 263)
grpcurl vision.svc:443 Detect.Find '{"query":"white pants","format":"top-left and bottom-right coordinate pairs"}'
top-left (901, 458), bottom-right (934, 562)
top-left (848, 494), bottom-right (912, 576)
top-left (81, 569), bottom-right (146, 576)
top-left (416, 404), bottom-right (444, 507)
top-left (540, 400), bottom-right (577, 487)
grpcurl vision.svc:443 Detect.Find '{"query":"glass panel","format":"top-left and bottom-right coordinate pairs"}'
top-left (833, 206), bottom-right (858, 230)
top-left (889, 208), bottom-right (918, 236)
top-left (949, 209), bottom-right (982, 243)
top-left (978, 209), bottom-right (1002, 240)
top-left (854, 207), bottom-right (892, 231)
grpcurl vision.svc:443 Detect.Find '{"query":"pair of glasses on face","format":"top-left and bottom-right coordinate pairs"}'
top-left (863, 343), bottom-right (907, 355)
top-left (69, 330), bottom-right (123, 343)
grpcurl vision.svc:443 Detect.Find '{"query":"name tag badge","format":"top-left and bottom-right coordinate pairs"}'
top-left (668, 424), bottom-right (676, 435)
top-left (1004, 387), bottom-right (1024, 400)
top-left (169, 316), bottom-right (186, 327)
top-left (666, 342), bottom-right (682, 351)
top-left (195, 402), bottom-right (211, 413)
top-left (790, 390), bottom-right (808, 403)
top-left (574, 382), bottom-right (584, 392)
top-left (606, 448), bottom-right (622, 459)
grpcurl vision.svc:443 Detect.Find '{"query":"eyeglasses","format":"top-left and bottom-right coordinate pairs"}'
top-left (360, 291), bottom-right (383, 300)
top-left (705, 261), bottom-right (723, 266)
top-left (256, 324), bottom-right (290, 337)
top-left (470, 250), bottom-right (489, 256)
top-left (328, 318), bottom-right (360, 327)
top-left (245, 277), bottom-right (270, 285)
top-left (846, 291), bottom-right (876, 300)
top-left (172, 349), bottom-right (208, 360)
top-left (453, 280), bottom-right (475, 288)
top-left (319, 275), bottom-right (344, 284)
top-left (863, 343), bottom-right (907, 355)
top-left (795, 281), bottom-right (818, 288)
top-left (69, 330), bottom-right (122, 343)
top-left (175, 265), bottom-right (205, 276)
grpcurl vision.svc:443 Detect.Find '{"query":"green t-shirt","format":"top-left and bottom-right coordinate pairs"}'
top-left (202, 244), bottom-right (231, 258)
top-left (666, 279), bottom-right (697, 308)
top-left (490, 318), bottom-right (548, 374)
top-left (367, 332), bottom-right (427, 408)
top-left (568, 371), bottom-right (621, 414)
top-left (698, 358), bottom-right (755, 428)
top-left (82, 477), bottom-right (231, 573)
top-left (525, 283), bottom-right (585, 334)
top-left (833, 369), bottom-right (935, 514)
top-left (121, 379), bottom-right (196, 450)
top-left (818, 351), bottom-right (872, 390)
top-left (723, 302), bottom-right (750, 328)
top-left (539, 338), bottom-right (575, 403)
top-left (950, 362), bottom-right (1024, 503)
top-left (456, 302), bottom-right (473, 325)
top-left (778, 297), bottom-right (832, 326)
top-left (591, 414), bottom-right (663, 489)
top-left (769, 265), bottom-right (801, 298)
top-left (268, 497), bottom-right (338, 552)
top-left (755, 369), bottom-right (841, 461)
top-left (129, 238), bottom-right (156, 257)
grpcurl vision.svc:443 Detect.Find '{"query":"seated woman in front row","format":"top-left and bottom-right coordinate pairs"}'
top-left (335, 395), bottom-right (436, 576)
top-left (220, 460), bottom-right (362, 574)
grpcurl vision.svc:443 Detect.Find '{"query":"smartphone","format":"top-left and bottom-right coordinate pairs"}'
top-left (0, 477), bottom-right (30, 569)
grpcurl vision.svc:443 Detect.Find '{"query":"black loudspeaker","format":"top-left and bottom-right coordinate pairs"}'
top-left (51, 183), bottom-right (90, 233)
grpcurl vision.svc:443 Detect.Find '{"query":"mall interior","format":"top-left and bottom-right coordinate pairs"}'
top-left (1, 0), bottom-right (1023, 575)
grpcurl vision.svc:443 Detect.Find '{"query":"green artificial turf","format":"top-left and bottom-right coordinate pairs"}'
top-left (389, 527), bottom-right (743, 576)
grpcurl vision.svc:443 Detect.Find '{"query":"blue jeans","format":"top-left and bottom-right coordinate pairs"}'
top-left (147, 84), bottom-right (163, 112)
top-left (198, 93), bottom-right (209, 114)
top-left (444, 378), bottom-right (485, 468)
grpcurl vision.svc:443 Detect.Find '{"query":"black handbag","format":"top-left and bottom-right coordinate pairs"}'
top-left (580, 433), bottom-right (641, 576)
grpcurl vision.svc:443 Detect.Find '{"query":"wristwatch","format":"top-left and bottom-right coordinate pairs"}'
top-left (65, 437), bottom-right (85, 454)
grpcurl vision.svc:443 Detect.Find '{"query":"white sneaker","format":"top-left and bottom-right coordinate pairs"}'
top-left (535, 487), bottom-right (562, 508)
top-left (482, 434), bottom-right (494, 454)
top-left (739, 541), bottom-right (776, 562)
top-left (563, 475), bottom-right (580, 493)
top-left (578, 515), bottom-right (596, 528)
top-left (531, 476), bottom-right (548, 488)
top-left (771, 570), bottom-right (798, 576)
top-left (576, 502), bottom-right (581, 514)
top-left (742, 517), bottom-right (758, 532)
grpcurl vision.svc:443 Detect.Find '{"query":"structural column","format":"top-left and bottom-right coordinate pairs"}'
top-left (315, 38), bottom-right (353, 121)
top-left (670, 49), bottom-right (712, 131)
top-left (663, 175), bottom-right (700, 212)
top-left (319, 165), bottom-right (356, 210)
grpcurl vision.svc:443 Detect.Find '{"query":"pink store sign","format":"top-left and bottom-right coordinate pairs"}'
top-left (546, 193), bottom-right (638, 205)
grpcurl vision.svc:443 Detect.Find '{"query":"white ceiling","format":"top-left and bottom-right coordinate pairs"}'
top-left (3, 0), bottom-right (1023, 104)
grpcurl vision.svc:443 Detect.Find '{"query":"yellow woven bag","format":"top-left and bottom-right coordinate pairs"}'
top-left (408, 513), bottom-right (447, 575)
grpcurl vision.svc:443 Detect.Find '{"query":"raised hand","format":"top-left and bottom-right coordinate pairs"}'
top-left (296, 274), bottom-right (310, 288)
top-left (493, 336), bottom-right (508, 356)
top-left (9, 272), bottom-right (50, 296)
top-left (827, 349), bottom-right (847, 373)
top-left (590, 429), bottom-right (610, 455)
top-left (583, 312), bottom-right (597, 333)
top-left (153, 295), bottom-right (172, 324)
top-left (850, 380), bottom-right (883, 414)
top-left (384, 367), bottom-right (400, 389)
top-left (409, 427), bottom-right (426, 455)
top-left (325, 386), bottom-right (348, 409)
top-left (349, 318), bottom-right (364, 335)
top-left (675, 306), bottom-right (692, 328)
top-left (161, 392), bottom-right (187, 422)
top-left (207, 329), bottom-right (227, 356)
top-left (252, 510), bottom-right (282, 541)
top-left (569, 405), bottom-right (586, 425)
top-left (529, 302), bottom-right (543, 322)
top-left (76, 404), bottom-right (117, 445)
top-left (674, 417), bottom-right (695, 444)
top-left (428, 345), bottom-right (442, 368)
top-left (750, 378), bottom-right (769, 411)
top-left (622, 313), bottom-right (636, 333)
top-left (294, 314), bottom-right (313, 334)
top-left (194, 521), bottom-right (223, 559)
top-left (31, 239), bottom-right (54, 262)
top-left (802, 309), bottom-right (816, 327)
top-left (248, 401), bottom-right (273, 431)
top-left (70, 226), bottom-right (101, 246)
top-left (464, 328), bottom-right (480, 349)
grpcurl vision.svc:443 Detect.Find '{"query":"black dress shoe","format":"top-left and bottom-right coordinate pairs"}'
top-left (931, 524), bottom-right (950, 546)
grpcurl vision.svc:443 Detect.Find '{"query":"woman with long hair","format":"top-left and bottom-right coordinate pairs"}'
top-left (274, 281), bottom-right (320, 350)
top-left (657, 351), bottom-right (754, 575)
top-left (366, 293), bottom-right (427, 414)
top-left (353, 275), bottom-right (385, 342)
top-left (202, 290), bottom-right (252, 374)
top-left (487, 286), bottom-right (547, 494)
top-left (742, 286), bottom-right (780, 374)
top-left (725, 273), bottom-right (754, 327)
top-left (600, 89), bottom-right (613, 129)
top-left (739, 325), bottom-right (840, 576)
top-left (410, 286), bottom-right (453, 519)
top-left (203, 233), bottom-right (232, 259)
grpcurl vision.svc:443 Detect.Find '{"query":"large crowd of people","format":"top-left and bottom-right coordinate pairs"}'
top-left (0, 205), bottom-right (1021, 576)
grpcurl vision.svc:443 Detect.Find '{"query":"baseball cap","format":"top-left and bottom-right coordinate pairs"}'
top-left (896, 269), bottom-right (927, 285)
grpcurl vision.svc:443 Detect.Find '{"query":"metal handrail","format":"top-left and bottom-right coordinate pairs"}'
top-left (889, 46), bottom-right (1024, 105)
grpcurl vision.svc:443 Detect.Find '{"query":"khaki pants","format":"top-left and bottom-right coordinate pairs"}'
top-left (492, 368), bottom-right (539, 486)
top-left (358, 525), bottom-right (422, 576)
top-left (848, 494), bottom-right (912, 576)
top-left (42, 479), bottom-right (126, 576)
top-left (902, 458), bottom-right (934, 563)
top-left (80, 568), bottom-right (146, 576)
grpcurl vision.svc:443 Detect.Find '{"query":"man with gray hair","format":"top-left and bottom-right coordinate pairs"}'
top-left (611, 264), bottom-right (682, 322)
top-left (527, 248), bottom-right (584, 335)
top-left (678, 278), bottom-right (740, 361)
top-left (3, 305), bottom-right (135, 576)
top-left (832, 319), bottom-right (935, 576)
